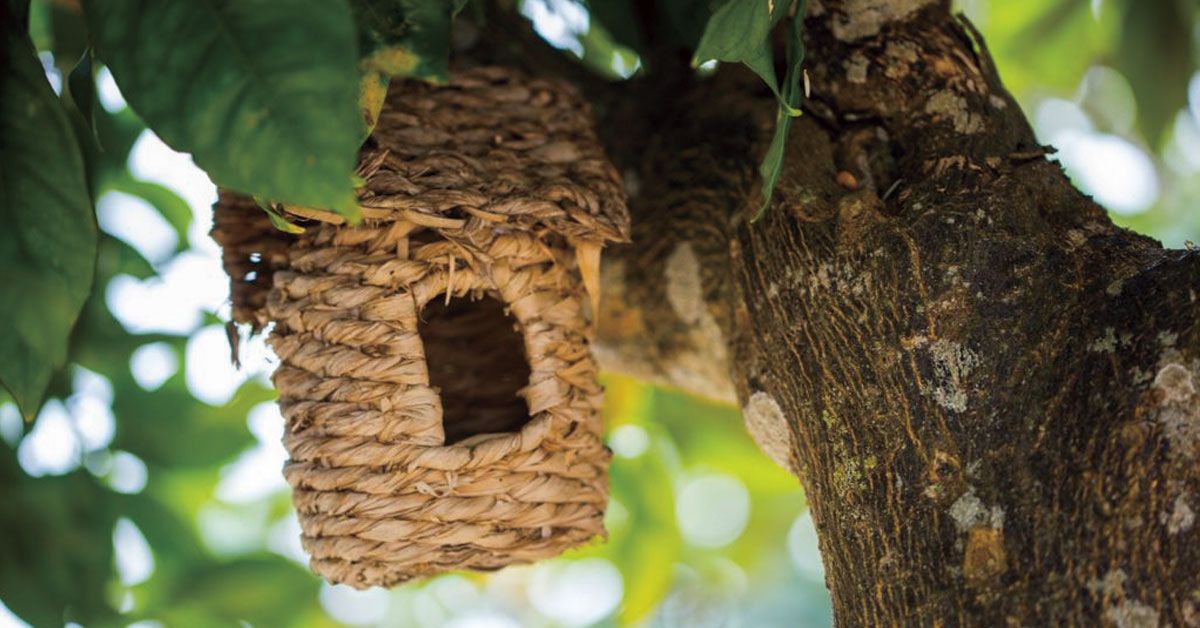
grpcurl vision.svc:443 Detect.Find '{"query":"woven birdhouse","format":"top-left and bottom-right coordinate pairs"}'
top-left (212, 67), bottom-right (629, 588)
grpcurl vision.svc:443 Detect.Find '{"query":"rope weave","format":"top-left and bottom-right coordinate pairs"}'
top-left (212, 67), bottom-right (629, 588)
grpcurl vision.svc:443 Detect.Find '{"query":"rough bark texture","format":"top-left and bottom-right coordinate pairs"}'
top-left (567, 0), bottom-right (1200, 625)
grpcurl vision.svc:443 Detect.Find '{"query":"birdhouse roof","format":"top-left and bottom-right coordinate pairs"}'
top-left (333, 67), bottom-right (630, 245)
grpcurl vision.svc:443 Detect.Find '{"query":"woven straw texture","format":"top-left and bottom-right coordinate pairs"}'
top-left (212, 67), bottom-right (629, 588)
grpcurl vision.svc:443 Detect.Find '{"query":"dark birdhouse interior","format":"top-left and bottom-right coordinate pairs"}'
top-left (419, 295), bottom-right (532, 444)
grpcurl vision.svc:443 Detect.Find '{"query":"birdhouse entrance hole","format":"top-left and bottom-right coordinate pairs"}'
top-left (420, 294), bottom-right (532, 444)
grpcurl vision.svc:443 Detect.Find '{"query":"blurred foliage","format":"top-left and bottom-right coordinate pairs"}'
top-left (2, 0), bottom-right (1199, 626)
top-left (961, 0), bottom-right (1200, 245)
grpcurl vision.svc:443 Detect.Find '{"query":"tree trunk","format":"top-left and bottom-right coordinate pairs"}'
top-left (583, 0), bottom-right (1200, 624)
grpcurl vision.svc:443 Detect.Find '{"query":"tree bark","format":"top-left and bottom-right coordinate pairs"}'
top-left (584, 0), bottom-right (1200, 624)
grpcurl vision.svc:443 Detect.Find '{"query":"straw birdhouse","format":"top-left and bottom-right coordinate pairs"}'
top-left (212, 67), bottom-right (630, 588)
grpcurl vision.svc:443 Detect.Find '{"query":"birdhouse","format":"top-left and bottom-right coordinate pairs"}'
top-left (212, 67), bottom-right (630, 588)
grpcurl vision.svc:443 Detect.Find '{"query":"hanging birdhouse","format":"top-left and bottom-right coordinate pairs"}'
top-left (212, 67), bottom-right (630, 588)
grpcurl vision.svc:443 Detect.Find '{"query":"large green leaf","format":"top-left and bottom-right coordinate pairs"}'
top-left (84, 0), bottom-right (362, 218)
top-left (0, 0), bottom-right (98, 418)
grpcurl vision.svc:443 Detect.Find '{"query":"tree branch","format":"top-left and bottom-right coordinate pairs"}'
top-left (587, 2), bottom-right (1200, 624)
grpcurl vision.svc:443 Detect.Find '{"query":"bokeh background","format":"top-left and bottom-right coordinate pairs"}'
top-left (2, 0), bottom-right (1197, 626)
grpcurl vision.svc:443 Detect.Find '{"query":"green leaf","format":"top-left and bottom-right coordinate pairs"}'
top-left (780, 2), bottom-right (807, 107)
top-left (159, 555), bottom-right (321, 626)
top-left (741, 41), bottom-right (802, 117)
top-left (113, 378), bottom-right (272, 469)
top-left (107, 176), bottom-right (193, 251)
top-left (0, 450), bottom-right (120, 626)
top-left (116, 492), bottom-right (208, 597)
top-left (693, 0), bottom-right (790, 68)
top-left (755, 0), bottom-right (806, 219)
top-left (692, 0), bottom-right (807, 217)
top-left (983, 0), bottom-right (1120, 101)
top-left (98, 233), bottom-right (155, 279)
top-left (586, 0), bottom-right (643, 53)
top-left (62, 50), bottom-right (104, 196)
top-left (755, 110), bottom-right (792, 219)
top-left (84, 0), bottom-right (362, 217)
top-left (1114, 0), bottom-right (1195, 146)
top-left (352, 0), bottom-right (460, 81)
top-left (0, 1), bottom-right (98, 418)
top-left (655, 387), bottom-right (801, 493)
top-left (576, 18), bottom-right (645, 81)
top-left (255, 197), bottom-right (307, 234)
top-left (26, 0), bottom-right (50, 51)
top-left (358, 69), bottom-right (391, 138)
top-left (694, 0), bottom-right (797, 114)
top-left (65, 50), bottom-right (98, 141)
top-left (46, 0), bottom-right (87, 75)
top-left (350, 0), bottom-right (461, 136)
top-left (91, 104), bottom-right (146, 184)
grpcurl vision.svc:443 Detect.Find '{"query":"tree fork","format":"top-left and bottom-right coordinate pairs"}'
top-left (583, 0), bottom-right (1200, 624)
